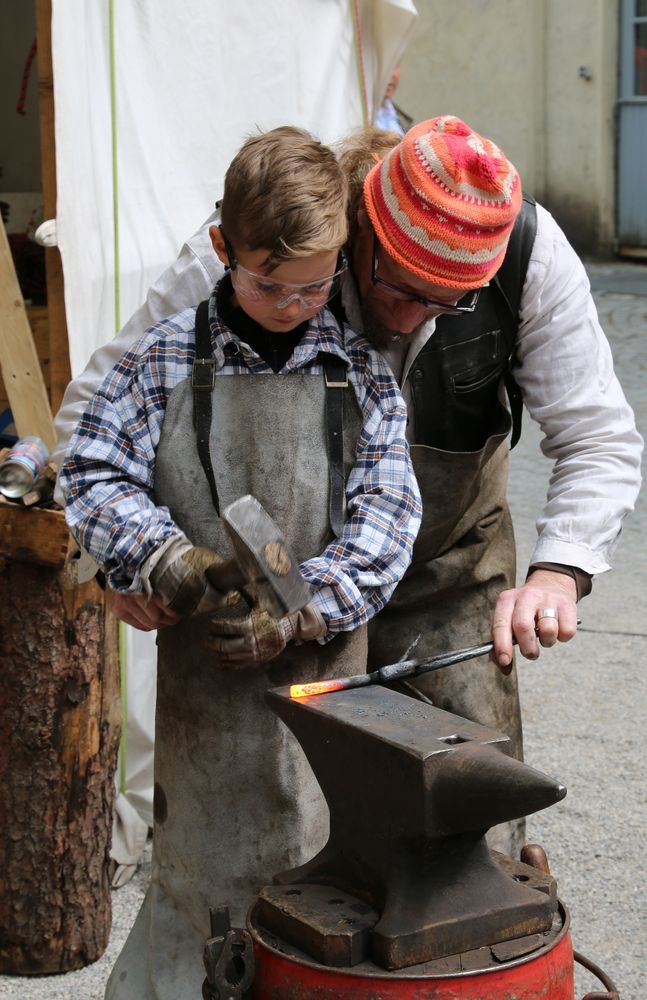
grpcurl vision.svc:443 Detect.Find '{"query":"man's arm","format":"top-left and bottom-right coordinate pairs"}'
top-left (491, 204), bottom-right (643, 668)
top-left (492, 569), bottom-right (578, 669)
top-left (53, 214), bottom-right (221, 471)
top-left (54, 212), bottom-right (222, 630)
top-left (108, 590), bottom-right (181, 631)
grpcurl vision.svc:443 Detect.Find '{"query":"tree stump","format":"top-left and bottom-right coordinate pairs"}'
top-left (0, 502), bottom-right (120, 973)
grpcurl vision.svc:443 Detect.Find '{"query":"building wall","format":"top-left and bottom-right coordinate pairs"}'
top-left (1, 2), bottom-right (620, 255)
top-left (397, 0), bottom-right (619, 256)
top-left (0, 2), bottom-right (42, 232)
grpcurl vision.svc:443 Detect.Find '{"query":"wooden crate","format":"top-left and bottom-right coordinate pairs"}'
top-left (0, 499), bottom-right (70, 568)
top-left (0, 305), bottom-right (50, 437)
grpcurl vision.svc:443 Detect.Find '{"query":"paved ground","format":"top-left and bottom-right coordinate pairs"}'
top-left (511, 261), bottom-right (647, 999)
top-left (1, 260), bottom-right (645, 999)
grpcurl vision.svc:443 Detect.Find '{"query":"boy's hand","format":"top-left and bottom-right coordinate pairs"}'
top-left (206, 603), bottom-right (326, 668)
top-left (147, 536), bottom-right (235, 617)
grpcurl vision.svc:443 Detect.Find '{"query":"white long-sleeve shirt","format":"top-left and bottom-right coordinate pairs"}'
top-left (54, 203), bottom-right (642, 577)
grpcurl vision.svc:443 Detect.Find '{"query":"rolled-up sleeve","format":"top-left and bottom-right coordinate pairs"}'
top-left (300, 343), bottom-right (422, 636)
top-left (60, 329), bottom-right (190, 591)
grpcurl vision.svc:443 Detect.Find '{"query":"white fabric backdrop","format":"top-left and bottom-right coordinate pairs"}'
top-left (51, 0), bottom-right (417, 378)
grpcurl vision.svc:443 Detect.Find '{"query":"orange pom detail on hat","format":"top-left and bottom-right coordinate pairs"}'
top-left (363, 115), bottom-right (522, 291)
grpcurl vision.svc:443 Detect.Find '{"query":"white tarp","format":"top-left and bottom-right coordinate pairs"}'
top-left (51, 0), bottom-right (417, 377)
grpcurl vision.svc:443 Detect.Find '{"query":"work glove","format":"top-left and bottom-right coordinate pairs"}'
top-left (205, 602), bottom-right (327, 668)
top-left (142, 534), bottom-right (237, 617)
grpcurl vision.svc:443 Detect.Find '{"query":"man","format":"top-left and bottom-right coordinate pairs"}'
top-left (54, 117), bottom-right (642, 856)
top-left (374, 65), bottom-right (413, 135)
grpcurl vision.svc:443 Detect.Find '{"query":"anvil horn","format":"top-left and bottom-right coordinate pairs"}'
top-left (433, 742), bottom-right (567, 833)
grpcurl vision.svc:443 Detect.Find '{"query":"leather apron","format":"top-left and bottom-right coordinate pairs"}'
top-left (367, 396), bottom-right (524, 855)
top-left (363, 204), bottom-right (537, 857)
top-left (106, 371), bottom-right (365, 1000)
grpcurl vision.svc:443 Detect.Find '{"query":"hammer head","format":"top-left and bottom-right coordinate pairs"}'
top-left (222, 495), bottom-right (312, 619)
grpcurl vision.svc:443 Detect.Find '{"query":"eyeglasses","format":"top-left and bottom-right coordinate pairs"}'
top-left (222, 230), bottom-right (347, 310)
top-left (371, 235), bottom-right (485, 315)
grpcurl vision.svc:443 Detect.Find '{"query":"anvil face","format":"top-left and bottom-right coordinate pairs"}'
top-left (271, 681), bottom-right (509, 754)
top-left (264, 684), bottom-right (565, 969)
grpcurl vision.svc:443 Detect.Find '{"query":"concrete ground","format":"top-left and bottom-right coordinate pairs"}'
top-left (1, 260), bottom-right (645, 999)
top-left (511, 261), bottom-right (647, 999)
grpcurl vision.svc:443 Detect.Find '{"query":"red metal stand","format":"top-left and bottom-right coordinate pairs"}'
top-left (251, 905), bottom-right (576, 1000)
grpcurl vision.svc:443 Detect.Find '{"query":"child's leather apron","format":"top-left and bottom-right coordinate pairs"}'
top-left (106, 368), bottom-right (365, 1000)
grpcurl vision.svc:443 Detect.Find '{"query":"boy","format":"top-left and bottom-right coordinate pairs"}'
top-left (60, 126), bottom-right (421, 1000)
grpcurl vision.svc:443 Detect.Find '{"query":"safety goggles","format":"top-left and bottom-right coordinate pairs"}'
top-left (371, 234), bottom-right (485, 315)
top-left (222, 230), bottom-right (347, 310)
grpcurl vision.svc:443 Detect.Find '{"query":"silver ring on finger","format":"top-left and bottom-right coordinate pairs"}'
top-left (537, 608), bottom-right (557, 621)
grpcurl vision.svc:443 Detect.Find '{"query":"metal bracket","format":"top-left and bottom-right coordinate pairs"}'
top-left (324, 369), bottom-right (348, 389)
top-left (202, 906), bottom-right (255, 1000)
top-left (192, 358), bottom-right (216, 390)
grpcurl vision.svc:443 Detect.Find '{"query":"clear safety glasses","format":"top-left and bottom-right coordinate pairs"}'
top-left (371, 234), bottom-right (486, 315)
top-left (222, 231), bottom-right (347, 310)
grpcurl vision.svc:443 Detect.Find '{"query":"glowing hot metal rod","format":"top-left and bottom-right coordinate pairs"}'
top-left (289, 641), bottom-right (494, 699)
top-left (289, 623), bottom-right (581, 699)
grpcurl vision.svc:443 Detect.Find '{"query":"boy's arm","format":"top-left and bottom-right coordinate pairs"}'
top-left (61, 381), bottom-right (184, 593)
top-left (206, 398), bottom-right (421, 663)
top-left (299, 354), bottom-right (422, 638)
top-left (61, 331), bottom-right (233, 619)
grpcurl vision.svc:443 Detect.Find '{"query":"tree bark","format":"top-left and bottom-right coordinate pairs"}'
top-left (0, 549), bottom-right (120, 973)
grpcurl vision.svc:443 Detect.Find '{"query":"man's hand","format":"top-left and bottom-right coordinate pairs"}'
top-left (491, 569), bottom-right (579, 673)
top-left (107, 590), bottom-right (181, 631)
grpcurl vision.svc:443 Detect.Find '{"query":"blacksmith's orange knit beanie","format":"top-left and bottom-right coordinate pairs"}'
top-left (364, 115), bottom-right (522, 290)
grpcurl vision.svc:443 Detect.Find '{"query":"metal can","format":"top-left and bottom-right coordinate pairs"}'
top-left (0, 436), bottom-right (49, 499)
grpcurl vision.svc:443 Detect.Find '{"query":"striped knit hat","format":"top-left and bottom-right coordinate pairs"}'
top-left (364, 115), bottom-right (522, 290)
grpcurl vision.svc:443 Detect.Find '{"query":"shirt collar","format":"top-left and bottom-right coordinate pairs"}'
top-left (207, 283), bottom-right (351, 372)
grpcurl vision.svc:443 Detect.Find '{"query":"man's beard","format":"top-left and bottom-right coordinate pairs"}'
top-left (358, 301), bottom-right (410, 350)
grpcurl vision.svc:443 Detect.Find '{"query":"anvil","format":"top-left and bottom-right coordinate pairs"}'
top-left (262, 684), bottom-right (566, 970)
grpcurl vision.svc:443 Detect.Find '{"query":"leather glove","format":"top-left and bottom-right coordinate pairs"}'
top-left (205, 602), bottom-right (327, 668)
top-left (143, 535), bottom-right (237, 617)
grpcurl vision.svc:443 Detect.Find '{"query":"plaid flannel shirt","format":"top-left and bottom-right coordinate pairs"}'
top-left (61, 295), bottom-right (422, 635)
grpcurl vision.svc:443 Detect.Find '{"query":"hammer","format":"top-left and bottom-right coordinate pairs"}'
top-left (210, 495), bottom-right (312, 619)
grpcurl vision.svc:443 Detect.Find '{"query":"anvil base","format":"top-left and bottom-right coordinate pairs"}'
top-left (248, 898), bottom-right (575, 1000)
top-left (263, 850), bottom-right (556, 969)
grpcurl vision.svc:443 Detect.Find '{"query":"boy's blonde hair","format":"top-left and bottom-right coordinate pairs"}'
top-left (221, 126), bottom-right (348, 268)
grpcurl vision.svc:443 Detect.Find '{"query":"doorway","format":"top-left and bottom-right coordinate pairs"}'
top-left (617, 0), bottom-right (647, 254)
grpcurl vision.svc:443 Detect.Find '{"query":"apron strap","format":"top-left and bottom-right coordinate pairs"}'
top-left (494, 194), bottom-right (537, 450)
top-left (321, 353), bottom-right (349, 539)
top-left (192, 299), bottom-right (220, 514)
